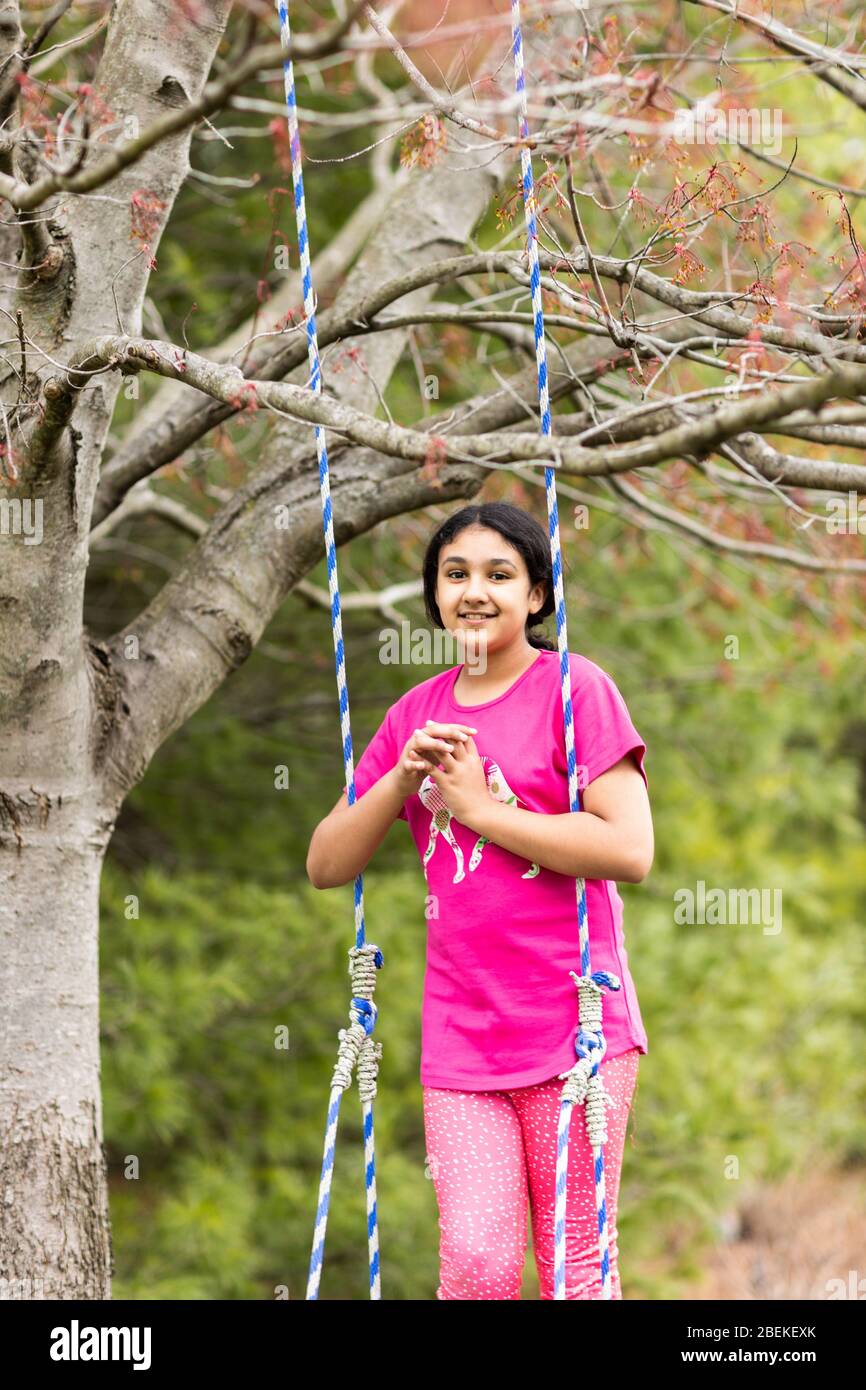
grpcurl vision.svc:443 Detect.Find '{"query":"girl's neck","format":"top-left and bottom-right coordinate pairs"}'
top-left (457, 643), bottom-right (542, 697)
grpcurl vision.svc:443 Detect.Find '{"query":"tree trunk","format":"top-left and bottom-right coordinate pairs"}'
top-left (0, 788), bottom-right (114, 1300)
top-left (0, 0), bottom-right (235, 1299)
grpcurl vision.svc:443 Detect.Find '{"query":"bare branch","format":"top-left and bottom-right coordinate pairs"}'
top-left (607, 472), bottom-right (866, 574)
top-left (88, 478), bottom-right (208, 545)
top-left (89, 240), bottom-right (866, 523)
top-left (0, 6), bottom-right (374, 210)
top-left (730, 432), bottom-right (866, 494)
top-left (735, 141), bottom-right (866, 201)
top-left (41, 331), bottom-right (866, 486)
top-left (92, 172), bottom-right (403, 525)
top-left (683, 0), bottom-right (866, 113)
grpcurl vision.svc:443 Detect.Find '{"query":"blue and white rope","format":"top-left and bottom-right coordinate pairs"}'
top-left (509, 0), bottom-right (621, 1301)
top-left (275, 0), bottom-right (383, 1302)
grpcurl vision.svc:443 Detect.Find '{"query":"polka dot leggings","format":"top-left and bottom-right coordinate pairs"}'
top-left (422, 1047), bottom-right (640, 1300)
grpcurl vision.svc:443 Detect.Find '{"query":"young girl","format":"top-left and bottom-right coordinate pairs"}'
top-left (307, 501), bottom-right (654, 1300)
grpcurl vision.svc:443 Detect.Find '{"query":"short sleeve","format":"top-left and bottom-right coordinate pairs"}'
top-left (568, 657), bottom-right (648, 793)
top-left (342, 703), bottom-right (408, 822)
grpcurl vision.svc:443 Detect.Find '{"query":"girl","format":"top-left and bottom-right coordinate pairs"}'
top-left (306, 501), bottom-right (654, 1300)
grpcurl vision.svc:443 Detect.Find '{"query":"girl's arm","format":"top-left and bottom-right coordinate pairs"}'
top-left (306, 720), bottom-right (477, 889)
top-left (306, 767), bottom-right (411, 890)
top-left (462, 753), bottom-right (654, 883)
top-left (439, 750), bottom-right (650, 878)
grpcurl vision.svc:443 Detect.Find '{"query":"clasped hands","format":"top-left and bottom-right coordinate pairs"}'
top-left (396, 719), bottom-right (491, 827)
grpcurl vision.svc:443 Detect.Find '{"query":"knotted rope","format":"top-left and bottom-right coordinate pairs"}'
top-left (509, 0), bottom-right (621, 1300)
top-left (331, 946), bottom-right (385, 1103)
top-left (275, 0), bottom-right (383, 1302)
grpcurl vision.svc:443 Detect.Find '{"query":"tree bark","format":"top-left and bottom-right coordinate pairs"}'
top-left (0, 792), bottom-right (113, 1300)
top-left (0, 0), bottom-right (234, 1298)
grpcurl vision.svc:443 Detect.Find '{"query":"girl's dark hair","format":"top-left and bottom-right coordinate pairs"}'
top-left (422, 502), bottom-right (557, 651)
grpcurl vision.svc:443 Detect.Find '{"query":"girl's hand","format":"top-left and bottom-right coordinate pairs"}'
top-left (394, 720), bottom-right (478, 797)
top-left (428, 735), bottom-right (489, 826)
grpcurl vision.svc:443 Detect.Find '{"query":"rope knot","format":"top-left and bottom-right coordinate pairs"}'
top-left (357, 1037), bottom-right (383, 1104)
top-left (350, 996), bottom-right (378, 1036)
top-left (330, 1021), bottom-right (367, 1093)
top-left (328, 944), bottom-right (385, 1093)
top-left (556, 969), bottom-right (621, 1144)
top-left (348, 942), bottom-right (383, 997)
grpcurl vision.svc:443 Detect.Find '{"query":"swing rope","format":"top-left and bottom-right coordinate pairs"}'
top-left (277, 0), bottom-right (620, 1301)
top-left (276, 1), bottom-right (384, 1301)
top-left (508, 0), bottom-right (621, 1301)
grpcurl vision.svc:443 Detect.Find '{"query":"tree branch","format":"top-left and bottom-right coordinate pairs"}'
top-left (682, 0), bottom-right (866, 114)
top-left (91, 170), bottom-right (404, 525)
top-left (89, 242), bottom-right (866, 524)
top-left (606, 472), bottom-right (866, 574)
top-left (730, 432), bottom-right (866, 494)
top-left (0, 4), bottom-right (375, 209)
top-left (43, 329), bottom-right (866, 485)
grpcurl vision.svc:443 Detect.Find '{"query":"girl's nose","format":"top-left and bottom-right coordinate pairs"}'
top-left (462, 583), bottom-right (489, 603)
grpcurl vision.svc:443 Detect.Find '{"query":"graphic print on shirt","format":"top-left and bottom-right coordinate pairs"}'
top-left (417, 754), bottom-right (540, 885)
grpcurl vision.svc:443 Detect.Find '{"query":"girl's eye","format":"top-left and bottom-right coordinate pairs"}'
top-left (447, 570), bottom-right (510, 580)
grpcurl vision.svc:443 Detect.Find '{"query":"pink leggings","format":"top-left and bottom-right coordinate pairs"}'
top-left (422, 1047), bottom-right (640, 1300)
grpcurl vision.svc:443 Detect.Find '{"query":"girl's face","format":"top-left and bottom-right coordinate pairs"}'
top-left (435, 525), bottom-right (547, 656)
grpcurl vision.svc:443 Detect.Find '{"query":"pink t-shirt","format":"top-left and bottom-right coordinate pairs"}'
top-left (345, 647), bottom-right (649, 1090)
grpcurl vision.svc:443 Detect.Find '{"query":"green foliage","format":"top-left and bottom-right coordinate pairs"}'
top-left (102, 860), bottom-right (441, 1300)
